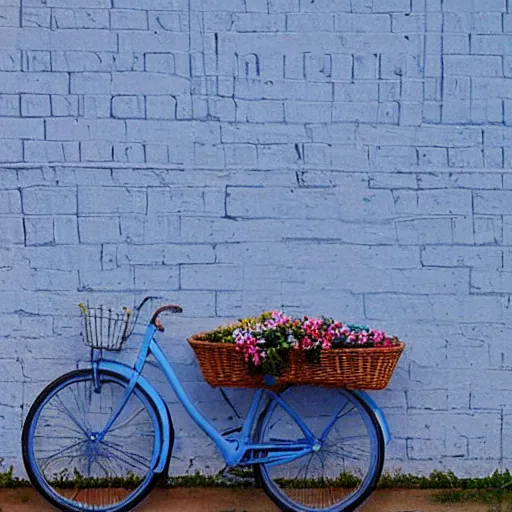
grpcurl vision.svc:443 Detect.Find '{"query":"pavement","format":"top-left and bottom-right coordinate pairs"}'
top-left (0, 488), bottom-right (491, 512)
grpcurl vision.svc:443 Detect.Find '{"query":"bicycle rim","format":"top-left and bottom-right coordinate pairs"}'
top-left (255, 387), bottom-right (384, 512)
top-left (23, 370), bottom-right (162, 512)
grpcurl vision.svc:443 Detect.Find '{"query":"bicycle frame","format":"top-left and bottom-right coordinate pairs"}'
top-left (94, 322), bottom-right (390, 473)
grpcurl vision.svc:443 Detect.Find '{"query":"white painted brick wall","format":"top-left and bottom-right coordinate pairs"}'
top-left (0, 0), bottom-right (511, 480)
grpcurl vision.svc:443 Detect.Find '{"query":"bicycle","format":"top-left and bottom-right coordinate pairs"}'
top-left (22, 298), bottom-right (391, 512)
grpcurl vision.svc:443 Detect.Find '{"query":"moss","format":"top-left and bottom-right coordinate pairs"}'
top-left (0, 467), bottom-right (28, 489)
top-left (4, 467), bottom-right (512, 495)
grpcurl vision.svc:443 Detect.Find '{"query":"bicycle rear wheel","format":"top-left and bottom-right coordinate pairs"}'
top-left (22, 369), bottom-right (166, 512)
top-left (254, 387), bottom-right (385, 512)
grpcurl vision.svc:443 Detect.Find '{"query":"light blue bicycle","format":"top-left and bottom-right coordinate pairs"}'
top-left (22, 298), bottom-right (391, 512)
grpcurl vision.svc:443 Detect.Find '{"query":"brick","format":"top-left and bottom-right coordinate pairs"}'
top-left (222, 123), bottom-right (307, 144)
top-left (79, 187), bottom-right (146, 214)
top-left (52, 51), bottom-right (112, 72)
top-left (444, 0), bottom-right (505, 10)
top-left (70, 73), bottom-right (111, 94)
top-left (474, 216), bottom-right (502, 245)
top-left (181, 264), bottom-right (242, 291)
top-left (110, 9), bottom-right (148, 30)
top-left (285, 101), bottom-right (331, 123)
top-left (0, 141), bottom-right (22, 162)
top-left (79, 267), bottom-right (133, 291)
top-left (112, 95), bottom-right (145, 119)
top-left (471, 271), bottom-right (512, 293)
top-left (231, 13), bottom-right (285, 32)
top-left (112, 73), bottom-right (190, 95)
top-left (118, 32), bottom-right (188, 53)
top-left (376, 146), bottom-right (417, 169)
top-left (52, 8), bottom-right (109, 29)
top-left (0, 217), bottom-right (23, 245)
top-left (46, 119), bottom-right (126, 141)
top-left (134, 266), bottom-right (180, 290)
top-left (367, 294), bottom-right (506, 322)
top-left (472, 35), bottom-right (512, 54)
top-left (24, 217), bottom-right (55, 246)
top-left (146, 96), bottom-right (177, 119)
top-left (444, 56), bottom-right (502, 77)
top-left (227, 186), bottom-right (394, 220)
top-left (299, 0), bottom-right (350, 11)
top-left (148, 11), bottom-right (185, 32)
top-left (80, 141), bottom-right (113, 161)
top-left (21, 94), bottom-right (50, 117)
top-left (421, 247), bottom-right (503, 269)
top-left (113, 143), bottom-right (145, 162)
top-left (0, 94), bottom-right (19, 116)
top-left (269, 0), bottom-right (299, 11)
top-left (145, 53), bottom-right (176, 74)
top-left (53, 215), bottom-right (78, 244)
top-left (0, 72), bottom-right (68, 94)
top-left (51, 95), bottom-right (79, 117)
top-left (79, 216), bottom-right (120, 243)
top-left (472, 13), bottom-right (503, 33)
top-left (148, 187), bottom-right (224, 216)
top-left (287, 13), bottom-right (334, 31)
top-left (396, 218), bottom-right (453, 244)
top-left (23, 50), bottom-right (50, 71)
top-left (23, 186), bottom-right (77, 214)
top-left (0, 50), bottom-right (20, 71)
top-left (49, 30), bottom-right (116, 52)
top-left (0, 119), bottom-right (44, 139)
top-left (24, 141), bottom-right (79, 162)
top-left (235, 78), bottom-right (332, 101)
top-left (0, 190), bottom-right (20, 214)
top-left (224, 144), bottom-right (257, 168)
top-left (82, 95), bottom-right (111, 118)
top-left (257, 144), bottom-right (299, 168)
top-left (236, 100), bottom-right (284, 123)
top-left (449, 148), bottom-right (484, 168)
top-left (474, 191), bottom-right (512, 215)
top-left (22, 8), bottom-right (51, 28)
top-left (333, 102), bottom-right (378, 123)
top-left (336, 13), bottom-right (391, 32)
top-left (0, 6), bottom-right (18, 27)
top-left (394, 190), bottom-right (472, 215)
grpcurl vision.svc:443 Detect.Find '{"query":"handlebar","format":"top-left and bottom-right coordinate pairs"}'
top-left (150, 304), bottom-right (183, 332)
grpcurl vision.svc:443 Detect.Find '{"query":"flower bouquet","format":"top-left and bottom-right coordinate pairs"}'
top-left (188, 311), bottom-right (405, 390)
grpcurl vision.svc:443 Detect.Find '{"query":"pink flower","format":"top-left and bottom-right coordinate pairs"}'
top-left (265, 310), bottom-right (291, 329)
top-left (233, 328), bottom-right (266, 366)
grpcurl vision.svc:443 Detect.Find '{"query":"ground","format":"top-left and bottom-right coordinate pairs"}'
top-left (0, 488), bottom-right (492, 512)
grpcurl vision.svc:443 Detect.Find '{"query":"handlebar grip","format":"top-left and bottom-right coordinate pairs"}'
top-left (151, 304), bottom-right (183, 332)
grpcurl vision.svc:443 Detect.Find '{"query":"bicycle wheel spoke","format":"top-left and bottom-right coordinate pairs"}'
top-left (26, 371), bottom-right (160, 512)
top-left (101, 441), bottom-right (153, 468)
top-left (107, 408), bottom-right (147, 433)
top-left (39, 441), bottom-right (87, 473)
top-left (257, 387), bottom-right (383, 511)
top-left (68, 383), bottom-right (92, 433)
top-left (100, 442), bottom-right (151, 472)
top-left (51, 396), bottom-right (89, 436)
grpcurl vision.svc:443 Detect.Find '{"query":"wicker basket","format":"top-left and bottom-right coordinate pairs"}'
top-left (188, 333), bottom-right (405, 390)
top-left (188, 334), bottom-right (291, 388)
top-left (287, 343), bottom-right (405, 390)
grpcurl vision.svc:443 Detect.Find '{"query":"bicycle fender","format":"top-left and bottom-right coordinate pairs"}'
top-left (98, 360), bottom-right (174, 473)
top-left (353, 391), bottom-right (391, 445)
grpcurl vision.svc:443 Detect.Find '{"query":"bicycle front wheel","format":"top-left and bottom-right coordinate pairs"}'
top-left (22, 369), bottom-right (165, 512)
top-left (254, 387), bottom-right (385, 512)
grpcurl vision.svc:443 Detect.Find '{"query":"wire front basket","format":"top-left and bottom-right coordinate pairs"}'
top-left (79, 303), bottom-right (135, 351)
